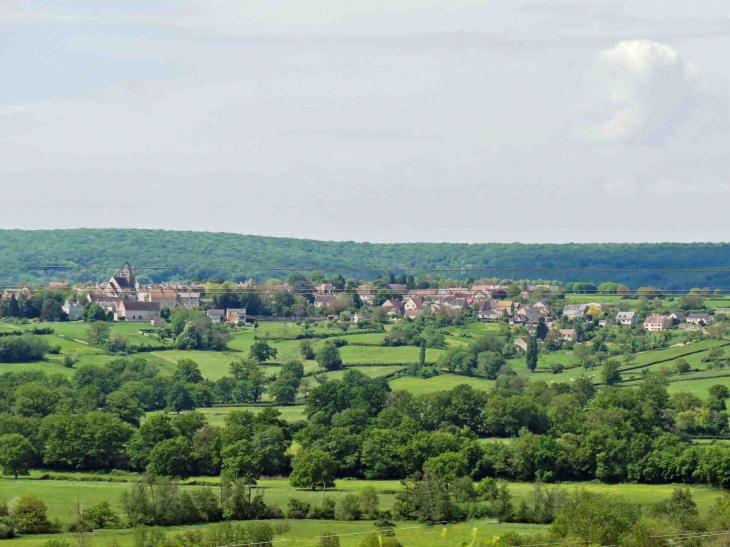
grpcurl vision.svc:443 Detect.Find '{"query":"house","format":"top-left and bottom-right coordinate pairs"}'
top-left (514, 337), bottom-right (529, 352)
top-left (668, 312), bottom-right (686, 324)
top-left (404, 298), bottom-right (424, 312)
top-left (381, 299), bottom-right (402, 317)
top-left (48, 282), bottom-right (70, 289)
top-left (559, 329), bottom-right (577, 341)
top-left (495, 300), bottom-right (515, 316)
top-left (388, 284), bottom-right (408, 294)
top-left (177, 292), bottom-right (201, 309)
top-left (206, 309), bottom-right (226, 322)
top-left (644, 315), bottom-right (670, 332)
top-left (532, 301), bottom-right (554, 316)
top-left (687, 314), bottom-right (714, 326)
top-left (226, 308), bottom-right (247, 325)
top-left (615, 311), bottom-right (638, 326)
top-left (316, 283), bottom-right (334, 294)
top-left (239, 279), bottom-right (259, 288)
top-left (138, 288), bottom-right (178, 309)
top-left (405, 309), bottom-right (425, 320)
top-left (562, 304), bottom-right (588, 321)
top-left (116, 301), bottom-right (160, 322)
top-left (314, 295), bottom-right (338, 308)
top-left (350, 313), bottom-right (368, 324)
top-left (150, 317), bottom-right (168, 327)
top-left (357, 290), bottom-right (375, 305)
top-left (87, 294), bottom-right (123, 313)
top-left (477, 302), bottom-right (499, 321)
top-left (62, 300), bottom-right (84, 320)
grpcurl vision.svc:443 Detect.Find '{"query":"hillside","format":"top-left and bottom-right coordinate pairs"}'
top-left (1, 228), bottom-right (729, 289)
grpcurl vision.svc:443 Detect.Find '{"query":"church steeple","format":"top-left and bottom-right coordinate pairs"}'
top-left (120, 261), bottom-right (137, 289)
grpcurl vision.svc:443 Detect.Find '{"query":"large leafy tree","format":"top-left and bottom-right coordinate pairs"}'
top-left (289, 449), bottom-right (337, 490)
top-left (316, 343), bottom-right (342, 371)
top-left (0, 433), bottom-right (34, 478)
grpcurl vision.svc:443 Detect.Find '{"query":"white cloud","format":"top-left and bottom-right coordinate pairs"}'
top-left (578, 39), bottom-right (700, 144)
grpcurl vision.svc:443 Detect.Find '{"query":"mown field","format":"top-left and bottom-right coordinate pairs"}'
top-left (0, 518), bottom-right (547, 547)
top-left (1, 473), bottom-right (725, 529)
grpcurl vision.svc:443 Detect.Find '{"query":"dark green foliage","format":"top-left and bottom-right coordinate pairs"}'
top-left (525, 336), bottom-right (538, 372)
top-left (316, 343), bottom-right (342, 371)
top-left (5, 229), bottom-right (730, 289)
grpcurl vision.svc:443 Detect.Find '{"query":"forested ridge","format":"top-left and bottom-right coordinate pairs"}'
top-left (1, 229), bottom-right (729, 289)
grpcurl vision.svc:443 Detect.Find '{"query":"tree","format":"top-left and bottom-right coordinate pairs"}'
top-left (249, 340), bottom-right (278, 363)
top-left (84, 303), bottom-right (107, 322)
top-left (173, 359), bottom-right (204, 384)
top-left (40, 299), bottom-right (64, 322)
top-left (525, 336), bottom-right (538, 373)
top-left (289, 449), bottom-right (337, 490)
top-left (12, 494), bottom-right (52, 534)
top-left (0, 433), bottom-right (34, 478)
top-left (166, 382), bottom-right (196, 413)
top-left (147, 436), bottom-right (193, 478)
top-left (7, 295), bottom-right (20, 318)
top-left (674, 358), bottom-right (691, 374)
top-left (86, 321), bottom-right (110, 346)
top-left (316, 343), bottom-right (342, 371)
top-left (536, 320), bottom-right (548, 340)
top-left (221, 439), bottom-right (263, 490)
top-left (419, 339), bottom-right (426, 367)
top-left (300, 340), bottom-right (315, 360)
top-left (602, 359), bottom-right (622, 386)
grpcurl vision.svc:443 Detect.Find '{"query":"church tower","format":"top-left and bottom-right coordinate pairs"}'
top-left (120, 261), bottom-right (137, 289)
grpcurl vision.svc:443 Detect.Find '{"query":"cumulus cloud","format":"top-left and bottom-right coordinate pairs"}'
top-left (578, 39), bottom-right (700, 144)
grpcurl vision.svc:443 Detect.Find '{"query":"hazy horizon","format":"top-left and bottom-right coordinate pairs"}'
top-left (2, 1), bottom-right (730, 243)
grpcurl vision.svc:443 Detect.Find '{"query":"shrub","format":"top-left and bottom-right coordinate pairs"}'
top-left (286, 499), bottom-right (311, 519)
top-left (309, 498), bottom-right (336, 520)
top-left (12, 494), bottom-right (53, 534)
top-left (83, 501), bottom-right (120, 529)
top-left (335, 494), bottom-right (362, 521)
top-left (0, 524), bottom-right (14, 539)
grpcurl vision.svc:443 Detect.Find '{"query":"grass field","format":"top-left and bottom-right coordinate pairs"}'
top-left (145, 405), bottom-right (307, 425)
top-left (1, 473), bottom-right (725, 530)
top-left (0, 519), bottom-right (549, 547)
top-left (325, 365), bottom-right (405, 380)
top-left (337, 346), bottom-right (443, 365)
top-left (389, 374), bottom-right (496, 394)
top-left (564, 294), bottom-right (624, 305)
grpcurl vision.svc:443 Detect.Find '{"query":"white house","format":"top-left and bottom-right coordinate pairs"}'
top-left (116, 301), bottom-right (160, 322)
top-left (62, 300), bottom-right (84, 320)
top-left (314, 295), bottom-right (338, 308)
top-left (615, 311), bottom-right (637, 326)
top-left (206, 309), bottom-right (226, 322)
top-left (687, 314), bottom-right (714, 326)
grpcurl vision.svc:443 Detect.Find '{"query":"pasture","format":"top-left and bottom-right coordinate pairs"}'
top-left (0, 519), bottom-right (549, 547)
top-left (389, 374), bottom-right (496, 394)
top-left (145, 405), bottom-right (307, 425)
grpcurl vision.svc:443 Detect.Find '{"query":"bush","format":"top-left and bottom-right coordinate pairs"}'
top-left (0, 524), bottom-right (14, 539)
top-left (335, 494), bottom-right (362, 521)
top-left (48, 345), bottom-right (62, 355)
top-left (83, 501), bottom-right (120, 529)
top-left (11, 494), bottom-right (53, 534)
top-left (309, 498), bottom-right (336, 520)
top-left (286, 498), bottom-right (311, 519)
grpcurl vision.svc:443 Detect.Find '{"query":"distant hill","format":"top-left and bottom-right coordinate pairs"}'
top-left (0, 229), bottom-right (729, 290)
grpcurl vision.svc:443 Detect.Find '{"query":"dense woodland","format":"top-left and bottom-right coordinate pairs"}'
top-left (2, 229), bottom-right (730, 289)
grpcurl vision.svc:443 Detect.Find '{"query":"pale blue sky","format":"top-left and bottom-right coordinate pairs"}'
top-left (2, 1), bottom-right (730, 243)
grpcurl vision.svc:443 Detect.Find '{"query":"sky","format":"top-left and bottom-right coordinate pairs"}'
top-left (2, 1), bottom-right (730, 244)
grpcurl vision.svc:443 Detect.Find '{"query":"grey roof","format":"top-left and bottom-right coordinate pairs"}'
top-left (121, 301), bottom-right (160, 311)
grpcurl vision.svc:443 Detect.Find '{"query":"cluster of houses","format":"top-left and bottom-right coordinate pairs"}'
top-left (45, 263), bottom-right (244, 324)
top-left (561, 303), bottom-right (715, 332)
